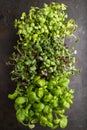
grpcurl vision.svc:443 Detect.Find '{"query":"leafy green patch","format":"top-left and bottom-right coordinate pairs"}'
top-left (8, 2), bottom-right (78, 129)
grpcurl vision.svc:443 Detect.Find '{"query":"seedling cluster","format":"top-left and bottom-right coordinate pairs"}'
top-left (8, 2), bottom-right (78, 129)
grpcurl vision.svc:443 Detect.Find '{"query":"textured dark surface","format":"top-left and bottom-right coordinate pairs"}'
top-left (0, 0), bottom-right (87, 130)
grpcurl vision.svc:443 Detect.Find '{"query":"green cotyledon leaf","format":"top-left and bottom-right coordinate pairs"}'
top-left (29, 92), bottom-right (39, 102)
top-left (37, 88), bottom-right (44, 98)
top-left (8, 91), bottom-right (18, 100)
top-left (43, 93), bottom-right (53, 102)
top-left (58, 78), bottom-right (70, 88)
top-left (63, 100), bottom-right (70, 109)
top-left (60, 117), bottom-right (68, 128)
top-left (37, 79), bottom-right (46, 87)
top-left (33, 103), bottom-right (45, 112)
top-left (15, 97), bottom-right (28, 105)
top-left (16, 109), bottom-right (26, 123)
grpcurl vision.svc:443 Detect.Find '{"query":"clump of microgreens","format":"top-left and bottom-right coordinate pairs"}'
top-left (8, 2), bottom-right (78, 129)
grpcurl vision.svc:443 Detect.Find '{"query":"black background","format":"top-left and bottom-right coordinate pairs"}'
top-left (0, 0), bottom-right (87, 130)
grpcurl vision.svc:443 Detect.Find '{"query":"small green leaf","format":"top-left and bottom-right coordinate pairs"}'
top-left (16, 109), bottom-right (26, 123)
top-left (35, 103), bottom-right (45, 112)
top-left (54, 118), bottom-right (60, 125)
top-left (28, 123), bottom-right (35, 129)
top-left (37, 88), bottom-right (44, 98)
top-left (40, 116), bottom-right (47, 126)
top-left (61, 4), bottom-right (67, 10)
top-left (15, 97), bottom-right (27, 105)
top-left (43, 105), bottom-right (50, 113)
top-left (47, 121), bottom-right (53, 128)
top-left (47, 113), bottom-right (53, 122)
top-left (37, 79), bottom-right (46, 87)
top-left (59, 78), bottom-right (70, 88)
top-left (63, 100), bottom-right (70, 109)
top-left (8, 92), bottom-right (18, 100)
top-left (29, 92), bottom-right (39, 102)
top-left (44, 93), bottom-right (53, 102)
top-left (21, 12), bottom-right (26, 20)
top-left (60, 117), bottom-right (68, 128)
